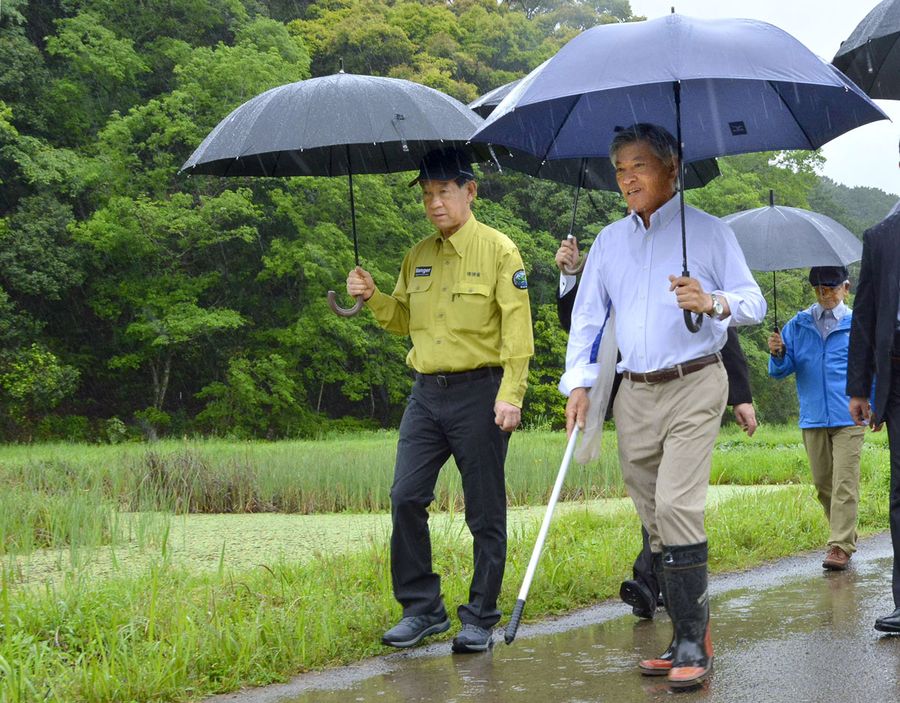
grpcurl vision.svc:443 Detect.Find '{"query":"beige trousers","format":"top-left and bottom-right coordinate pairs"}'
top-left (801, 425), bottom-right (865, 554)
top-left (614, 362), bottom-right (728, 552)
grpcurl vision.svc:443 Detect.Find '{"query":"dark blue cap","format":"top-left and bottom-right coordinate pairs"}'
top-left (408, 148), bottom-right (475, 187)
top-left (809, 265), bottom-right (849, 287)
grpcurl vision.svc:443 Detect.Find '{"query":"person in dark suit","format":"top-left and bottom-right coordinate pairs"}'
top-left (556, 236), bottom-right (756, 619)
top-left (847, 159), bottom-right (900, 632)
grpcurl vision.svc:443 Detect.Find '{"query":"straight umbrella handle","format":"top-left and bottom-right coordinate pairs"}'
top-left (682, 269), bottom-right (703, 333)
top-left (505, 426), bottom-right (580, 645)
top-left (327, 291), bottom-right (364, 317)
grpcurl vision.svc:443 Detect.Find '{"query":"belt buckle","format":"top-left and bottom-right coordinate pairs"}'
top-left (436, 374), bottom-right (448, 388)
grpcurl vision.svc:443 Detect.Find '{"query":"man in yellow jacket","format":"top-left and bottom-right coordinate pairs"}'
top-left (346, 147), bottom-right (534, 653)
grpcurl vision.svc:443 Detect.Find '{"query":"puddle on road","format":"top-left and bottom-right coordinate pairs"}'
top-left (216, 537), bottom-right (900, 703)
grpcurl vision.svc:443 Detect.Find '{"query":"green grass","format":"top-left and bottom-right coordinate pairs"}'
top-left (0, 423), bottom-right (877, 529)
top-left (0, 425), bottom-right (891, 701)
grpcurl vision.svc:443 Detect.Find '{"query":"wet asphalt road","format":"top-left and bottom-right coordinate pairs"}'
top-left (207, 532), bottom-right (900, 703)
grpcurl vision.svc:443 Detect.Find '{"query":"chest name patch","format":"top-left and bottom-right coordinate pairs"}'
top-left (513, 269), bottom-right (528, 290)
top-left (414, 266), bottom-right (432, 277)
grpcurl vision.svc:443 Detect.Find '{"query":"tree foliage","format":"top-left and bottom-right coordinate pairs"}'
top-left (0, 0), bottom-right (897, 440)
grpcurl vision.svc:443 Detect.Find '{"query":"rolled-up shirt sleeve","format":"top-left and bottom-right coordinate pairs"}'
top-left (714, 222), bottom-right (767, 327)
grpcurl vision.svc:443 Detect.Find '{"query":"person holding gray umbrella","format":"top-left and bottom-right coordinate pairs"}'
top-left (768, 266), bottom-right (867, 571)
top-left (346, 147), bottom-right (534, 653)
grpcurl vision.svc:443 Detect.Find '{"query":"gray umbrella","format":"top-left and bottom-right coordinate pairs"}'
top-left (181, 69), bottom-right (487, 315)
top-left (722, 190), bottom-right (862, 327)
top-left (833, 0), bottom-right (900, 99)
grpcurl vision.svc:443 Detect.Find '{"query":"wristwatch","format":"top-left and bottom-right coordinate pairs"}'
top-left (707, 293), bottom-right (724, 318)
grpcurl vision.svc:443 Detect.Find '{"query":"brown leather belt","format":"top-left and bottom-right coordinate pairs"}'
top-left (622, 353), bottom-right (721, 384)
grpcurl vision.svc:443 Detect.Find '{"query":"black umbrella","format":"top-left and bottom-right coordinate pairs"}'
top-left (469, 80), bottom-right (720, 274)
top-left (722, 190), bottom-right (863, 328)
top-left (181, 68), bottom-right (487, 316)
top-left (833, 0), bottom-right (900, 99)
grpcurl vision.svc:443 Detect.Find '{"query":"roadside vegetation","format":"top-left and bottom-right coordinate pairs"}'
top-left (0, 426), bottom-right (890, 701)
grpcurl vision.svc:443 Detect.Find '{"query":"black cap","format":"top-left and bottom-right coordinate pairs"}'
top-left (808, 265), bottom-right (849, 287)
top-left (408, 148), bottom-right (475, 187)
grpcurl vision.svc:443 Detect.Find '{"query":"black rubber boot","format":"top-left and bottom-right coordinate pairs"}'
top-left (662, 542), bottom-right (713, 688)
top-left (638, 551), bottom-right (675, 676)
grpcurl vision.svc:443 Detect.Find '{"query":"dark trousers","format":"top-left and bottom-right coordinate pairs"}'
top-left (634, 525), bottom-right (660, 598)
top-left (884, 371), bottom-right (900, 607)
top-left (390, 368), bottom-right (509, 628)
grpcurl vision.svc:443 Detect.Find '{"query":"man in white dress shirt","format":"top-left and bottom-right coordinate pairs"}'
top-left (561, 124), bottom-right (765, 687)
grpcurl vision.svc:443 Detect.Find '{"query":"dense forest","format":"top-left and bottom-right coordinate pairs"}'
top-left (1, 0), bottom-right (896, 441)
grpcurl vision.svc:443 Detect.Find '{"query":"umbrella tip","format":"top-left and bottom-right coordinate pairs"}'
top-left (339, 57), bottom-right (344, 74)
top-left (670, 5), bottom-right (675, 13)
top-left (769, 189), bottom-right (774, 207)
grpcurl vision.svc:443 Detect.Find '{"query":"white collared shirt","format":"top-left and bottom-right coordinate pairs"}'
top-left (560, 196), bottom-right (766, 395)
top-left (559, 273), bottom-right (577, 297)
top-left (811, 301), bottom-right (849, 339)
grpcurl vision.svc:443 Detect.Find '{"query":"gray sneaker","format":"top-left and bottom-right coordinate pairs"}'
top-left (382, 611), bottom-right (450, 648)
top-left (451, 623), bottom-right (493, 653)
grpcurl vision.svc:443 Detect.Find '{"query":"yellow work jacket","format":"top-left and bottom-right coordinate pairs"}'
top-left (366, 215), bottom-right (534, 407)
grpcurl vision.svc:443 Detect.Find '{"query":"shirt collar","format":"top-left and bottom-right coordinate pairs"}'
top-left (434, 214), bottom-right (477, 256)
top-left (628, 192), bottom-right (680, 234)
top-left (812, 301), bottom-right (849, 321)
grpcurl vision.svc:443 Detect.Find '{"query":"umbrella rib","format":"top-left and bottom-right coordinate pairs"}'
top-left (538, 95), bottom-right (585, 164)
top-left (765, 80), bottom-right (816, 150)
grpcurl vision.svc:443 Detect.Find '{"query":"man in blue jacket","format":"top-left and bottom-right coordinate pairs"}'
top-left (768, 265), bottom-right (866, 570)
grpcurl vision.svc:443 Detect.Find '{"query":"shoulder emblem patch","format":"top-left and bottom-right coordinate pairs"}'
top-left (512, 269), bottom-right (528, 290)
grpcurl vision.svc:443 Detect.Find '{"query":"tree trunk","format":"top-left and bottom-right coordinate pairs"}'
top-left (150, 351), bottom-right (173, 410)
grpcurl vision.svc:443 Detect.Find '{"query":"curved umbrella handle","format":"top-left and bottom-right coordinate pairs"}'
top-left (327, 290), bottom-right (364, 317)
top-left (560, 256), bottom-right (586, 276)
top-left (683, 309), bottom-right (703, 333)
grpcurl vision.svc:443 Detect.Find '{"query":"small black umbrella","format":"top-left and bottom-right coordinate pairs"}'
top-left (469, 80), bottom-right (720, 273)
top-left (181, 68), bottom-right (487, 316)
top-left (722, 190), bottom-right (862, 328)
top-left (833, 0), bottom-right (900, 99)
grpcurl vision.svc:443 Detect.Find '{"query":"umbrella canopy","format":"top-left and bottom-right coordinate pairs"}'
top-left (181, 71), bottom-right (487, 315)
top-left (469, 79), bottom-right (720, 191)
top-left (722, 199), bottom-right (863, 272)
top-left (473, 14), bottom-right (887, 163)
top-left (182, 71), bottom-right (487, 176)
top-left (833, 0), bottom-right (900, 99)
top-left (888, 199), bottom-right (900, 218)
top-left (722, 190), bottom-right (862, 328)
top-left (471, 13), bottom-right (887, 331)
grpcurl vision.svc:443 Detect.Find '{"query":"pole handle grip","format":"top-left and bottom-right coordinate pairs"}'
top-left (504, 598), bottom-right (526, 645)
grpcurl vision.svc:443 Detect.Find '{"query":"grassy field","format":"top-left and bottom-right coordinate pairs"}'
top-left (0, 425), bottom-right (891, 701)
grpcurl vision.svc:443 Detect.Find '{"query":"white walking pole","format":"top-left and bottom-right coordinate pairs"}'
top-left (504, 425), bottom-right (580, 645)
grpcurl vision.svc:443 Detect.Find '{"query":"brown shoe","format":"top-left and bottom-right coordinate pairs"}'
top-left (822, 545), bottom-right (850, 571)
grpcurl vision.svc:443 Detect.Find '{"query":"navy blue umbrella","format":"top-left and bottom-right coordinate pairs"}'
top-left (470, 77), bottom-right (720, 273)
top-left (472, 13), bottom-right (888, 331)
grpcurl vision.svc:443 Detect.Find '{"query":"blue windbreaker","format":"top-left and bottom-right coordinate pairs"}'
top-left (768, 305), bottom-right (854, 429)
